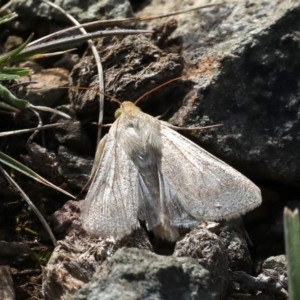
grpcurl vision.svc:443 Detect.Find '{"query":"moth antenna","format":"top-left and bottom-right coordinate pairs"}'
top-left (134, 76), bottom-right (184, 105)
top-left (36, 85), bottom-right (123, 106)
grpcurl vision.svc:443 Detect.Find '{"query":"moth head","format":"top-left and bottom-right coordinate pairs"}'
top-left (114, 107), bottom-right (122, 119)
top-left (115, 101), bottom-right (141, 119)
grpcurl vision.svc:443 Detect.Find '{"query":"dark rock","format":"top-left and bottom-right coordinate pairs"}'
top-left (57, 145), bottom-right (93, 190)
top-left (174, 226), bottom-right (228, 297)
top-left (20, 142), bottom-right (58, 180)
top-left (51, 105), bottom-right (94, 155)
top-left (0, 241), bottom-right (30, 257)
top-left (51, 200), bottom-right (85, 236)
top-left (225, 294), bottom-right (275, 300)
top-left (73, 247), bottom-right (217, 300)
top-left (69, 34), bottom-right (184, 117)
top-left (218, 223), bottom-right (252, 273)
top-left (54, 53), bottom-right (80, 71)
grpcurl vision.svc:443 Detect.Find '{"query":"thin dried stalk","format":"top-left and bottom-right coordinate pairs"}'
top-left (0, 123), bottom-right (64, 137)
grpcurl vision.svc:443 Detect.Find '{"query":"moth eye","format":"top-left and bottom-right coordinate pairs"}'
top-left (114, 108), bottom-right (122, 119)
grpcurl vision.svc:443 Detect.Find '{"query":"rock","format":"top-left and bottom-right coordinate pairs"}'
top-left (230, 269), bottom-right (288, 299)
top-left (262, 255), bottom-right (287, 276)
top-left (72, 248), bottom-right (217, 300)
top-left (57, 145), bottom-right (93, 190)
top-left (4, 35), bottom-right (23, 52)
top-left (20, 142), bottom-right (58, 179)
top-left (174, 226), bottom-right (228, 297)
top-left (43, 231), bottom-right (151, 300)
top-left (16, 68), bottom-right (69, 107)
top-left (225, 294), bottom-right (275, 300)
top-left (11, 0), bottom-right (133, 29)
top-left (51, 105), bottom-right (94, 155)
top-left (218, 223), bottom-right (252, 273)
top-left (51, 200), bottom-right (85, 237)
top-left (42, 235), bottom-right (104, 300)
top-left (0, 241), bottom-right (30, 257)
top-left (54, 53), bottom-right (80, 71)
top-left (69, 34), bottom-right (184, 117)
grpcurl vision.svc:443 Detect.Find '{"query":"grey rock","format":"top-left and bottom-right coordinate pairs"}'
top-left (262, 255), bottom-right (287, 276)
top-left (42, 235), bottom-right (111, 300)
top-left (11, 0), bottom-right (133, 26)
top-left (43, 232), bottom-right (152, 300)
top-left (231, 268), bottom-right (288, 298)
top-left (54, 53), bottom-right (80, 71)
top-left (73, 248), bottom-right (217, 300)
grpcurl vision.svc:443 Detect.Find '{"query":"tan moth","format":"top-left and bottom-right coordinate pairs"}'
top-left (81, 80), bottom-right (262, 241)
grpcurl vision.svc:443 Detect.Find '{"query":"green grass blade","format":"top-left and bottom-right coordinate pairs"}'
top-left (0, 101), bottom-right (21, 112)
top-left (0, 83), bottom-right (30, 109)
top-left (0, 33), bottom-right (33, 66)
top-left (0, 73), bottom-right (21, 80)
top-left (1, 66), bottom-right (32, 76)
top-left (0, 151), bottom-right (75, 199)
top-left (0, 67), bottom-right (32, 80)
top-left (284, 207), bottom-right (300, 300)
top-left (0, 12), bottom-right (18, 25)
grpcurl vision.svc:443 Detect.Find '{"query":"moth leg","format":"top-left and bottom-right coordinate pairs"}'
top-left (152, 223), bottom-right (180, 241)
top-left (155, 107), bottom-right (171, 120)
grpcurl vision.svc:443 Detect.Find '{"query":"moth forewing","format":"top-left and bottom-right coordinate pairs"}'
top-left (81, 117), bottom-right (140, 239)
top-left (159, 125), bottom-right (262, 221)
top-left (81, 100), bottom-right (262, 241)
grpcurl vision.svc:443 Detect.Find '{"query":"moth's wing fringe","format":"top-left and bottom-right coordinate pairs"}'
top-left (79, 135), bottom-right (108, 195)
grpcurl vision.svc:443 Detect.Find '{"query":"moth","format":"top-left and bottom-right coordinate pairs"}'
top-left (81, 90), bottom-right (262, 241)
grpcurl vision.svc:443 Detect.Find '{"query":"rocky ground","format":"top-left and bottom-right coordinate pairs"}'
top-left (0, 0), bottom-right (299, 299)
